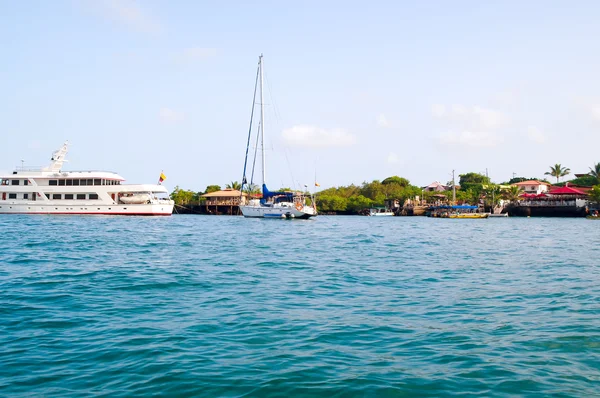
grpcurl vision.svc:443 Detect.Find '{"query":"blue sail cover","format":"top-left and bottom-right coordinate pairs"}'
top-left (262, 184), bottom-right (294, 200)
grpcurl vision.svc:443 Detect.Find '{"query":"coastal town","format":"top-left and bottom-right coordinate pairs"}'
top-left (170, 162), bottom-right (600, 218)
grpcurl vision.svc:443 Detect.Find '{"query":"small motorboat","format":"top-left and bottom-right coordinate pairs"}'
top-left (119, 194), bottom-right (151, 204)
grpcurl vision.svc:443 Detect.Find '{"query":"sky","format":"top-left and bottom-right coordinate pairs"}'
top-left (2, 0), bottom-right (600, 191)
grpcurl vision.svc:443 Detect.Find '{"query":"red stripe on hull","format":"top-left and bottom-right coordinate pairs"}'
top-left (0, 212), bottom-right (172, 216)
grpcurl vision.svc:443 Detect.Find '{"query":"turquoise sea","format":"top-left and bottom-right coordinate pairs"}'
top-left (1, 215), bottom-right (599, 397)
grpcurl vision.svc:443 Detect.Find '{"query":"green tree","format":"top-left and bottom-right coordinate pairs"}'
top-left (589, 162), bottom-right (600, 184)
top-left (243, 184), bottom-right (261, 195)
top-left (204, 185), bottom-right (221, 194)
top-left (459, 172), bottom-right (491, 191)
top-left (482, 184), bottom-right (502, 207)
top-left (226, 181), bottom-right (241, 190)
top-left (382, 176), bottom-right (410, 187)
top-left (503, 185), bottom-right (523, 202)
top-left (170, 186), bottom-right (196, 205)
top-left (457, 172), bottom-right (490, 204)
top-left (317, 194), bottom-right (348, 212)
top-left (347, 195), bottom-right (373, 212)
top-left (544, 163), bottom-right (570, 183)
top-left (589, 185), bottom-right (600, 203)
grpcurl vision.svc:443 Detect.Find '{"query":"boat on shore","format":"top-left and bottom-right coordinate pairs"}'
top-left (0, 142), bottom-right (174, 216)
top-left (239, 55), bottom-right (316, 219)
top-left (428, 205), bottom-right (489, 219)
top-left (368, 207), bottom-right (394, 216)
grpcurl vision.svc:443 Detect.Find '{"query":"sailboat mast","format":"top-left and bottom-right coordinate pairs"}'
top-left (259, 54), bottom-right (266, 186)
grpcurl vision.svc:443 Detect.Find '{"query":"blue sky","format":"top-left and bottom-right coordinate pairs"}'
top-left (2, 1), bottom-right (600, 191)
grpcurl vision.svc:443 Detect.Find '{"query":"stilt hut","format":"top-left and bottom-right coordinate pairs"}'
top-left (201, 189), bottom-right (247, 215)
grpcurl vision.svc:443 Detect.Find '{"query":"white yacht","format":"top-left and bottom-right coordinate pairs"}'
top-left (0, 142), bottom-right (174, 216)
top-left (239, 55), bottom-right (317, 219)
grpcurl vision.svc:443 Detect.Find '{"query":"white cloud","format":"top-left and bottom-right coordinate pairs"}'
top-left (527, 126), bottom-right (546, 144)
top-left (591, 104), bottom-right (600, 121)
top-left (159, 107), bottom-right (184, 123)
top-left (376, 113), bottom-right (390, 128)
top-left (387, 152), bottom-right (399, 164)
top-left (174, 47), bottom-right (218, 63)
top-left (433, 103), bottom-right (508, 148)
top-left (93, 0), bottom-right (162, 34)
top-left (282, 125), bottom-right (356, 148)
top-left (439, 131), bottom-right (503, 147)
top-left (432, 104), bottom-right (508, 130)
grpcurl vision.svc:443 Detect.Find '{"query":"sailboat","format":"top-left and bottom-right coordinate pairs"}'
top-left (239, 55), bottom-right (317, 219)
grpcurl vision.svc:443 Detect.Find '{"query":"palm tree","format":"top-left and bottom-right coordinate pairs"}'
top-left (544, 163), bottom-right (570, 183)
top-left (243, 184), bottom-right (260, 195)
top-left (503, 185), bottom-right (523, 203)
top-left (226, 181), bottom-right (242, 190)
top-left (483, 184), bottom-right (502, 207)
top-left (589, 162), bottom-right (600, 184)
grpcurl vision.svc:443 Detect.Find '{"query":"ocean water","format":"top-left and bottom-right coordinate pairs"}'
top-left (1, 215), bottom-right (599, 397)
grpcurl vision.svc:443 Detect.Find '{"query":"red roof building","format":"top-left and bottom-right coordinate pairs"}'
top-left (548, 186), bottom-right (588, 195)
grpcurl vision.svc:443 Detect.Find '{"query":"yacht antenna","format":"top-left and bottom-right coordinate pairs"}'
top-left (43, 141), bottom-right (69, 172)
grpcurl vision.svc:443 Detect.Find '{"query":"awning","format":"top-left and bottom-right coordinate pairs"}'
top-left (548, 186), bottom-right (587, 195)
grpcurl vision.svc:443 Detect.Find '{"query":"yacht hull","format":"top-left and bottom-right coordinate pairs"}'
top-left (240, 205), bottom-right (316, 219)
top-left (0, 202), bottom-right (173, 216)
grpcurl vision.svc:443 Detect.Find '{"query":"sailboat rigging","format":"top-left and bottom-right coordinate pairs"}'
top-left (239, 54), bottom-right (317, 219)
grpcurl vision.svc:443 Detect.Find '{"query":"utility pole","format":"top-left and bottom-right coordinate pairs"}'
top-left (512, 172), bottom-right (516, 180)
top-left (452, 169), bottom-right (456, 204)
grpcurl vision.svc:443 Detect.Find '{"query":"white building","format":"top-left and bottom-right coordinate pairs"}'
top-left (512, 180), bottom-right (552, 195)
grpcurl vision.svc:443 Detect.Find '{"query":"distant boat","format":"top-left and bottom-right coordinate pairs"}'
top-left (449, 213), bottom-right (489, 219)
top-left (368, 207), bottom-right (394, 216)
top-left (239, 55), bottom-right (317, 219)
top-left (488, 213), bottom-right (508, 218)
top-left (428, 205), bottom-right (489, 219)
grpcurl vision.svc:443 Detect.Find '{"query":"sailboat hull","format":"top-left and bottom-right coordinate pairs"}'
top-left (240, 205), bottom-right (316, 219)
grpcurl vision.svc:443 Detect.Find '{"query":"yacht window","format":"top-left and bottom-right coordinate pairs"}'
top-left (80, 179), bottom-right (87, 186)
top-left (76, 194), bottom-right (86, 200)
top-left (11, 180), bottom-right (19, 185)
top-left (64, 194), bottom-right (74, 200)
top-left (94, 179), bottom-right (101, 186)
top-left (49, 180), bottom-right (58, 186)
top-left (58, 180), bottom-right (65, 186)
top-left (53, 194), bottom-right (62, 200)
top-left (24, 180), bottom-right (29, 186)
top-left (23, 193), bottom-right (29, 199)
top-left (89, 193), bottom-right (99, 200)
top-left (8, 193), bottom-right (17, 199)
top-left (73, 179), bottom-right (79, 186)
top-left (66, 179), bottom-right (73, 186)
top-left (87, 179), bottom-right (93, 185)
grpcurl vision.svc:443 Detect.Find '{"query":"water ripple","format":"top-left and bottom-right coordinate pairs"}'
top-left (0, 215), bottom-right (599, 396)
